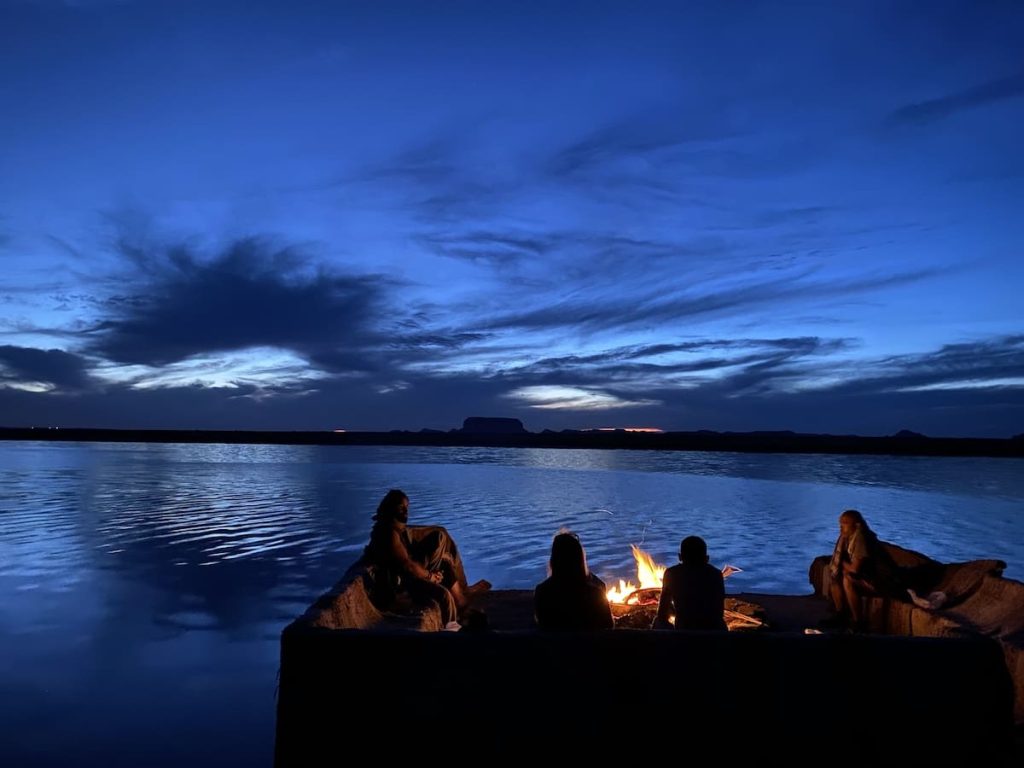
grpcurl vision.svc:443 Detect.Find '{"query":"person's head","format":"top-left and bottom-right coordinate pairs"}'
top-left (374, 489), bottom-right (410, 524)
top-left (679, 535), bottom-right (709, 565)
top-left (549, 531), bottom-right (589, 580)
top-left (839, 509), bottom-right (866, 537)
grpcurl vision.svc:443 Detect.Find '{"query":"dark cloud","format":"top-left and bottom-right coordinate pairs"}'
top-left (85, 237), bottom-right (391, 371)
top-left (0, 344), bottom-right (94, 390)
top-left (888, 71), bottom-right (1024, 126)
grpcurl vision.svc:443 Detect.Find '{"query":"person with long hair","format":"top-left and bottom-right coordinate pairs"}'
top-left (362, 489), bottom-right (490, 624)
top-left (825, 509), bottom-right (902, 630)
top-left (534, 531), bottom-right (613, 630)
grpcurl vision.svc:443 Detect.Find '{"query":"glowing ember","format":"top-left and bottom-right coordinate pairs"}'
top-left (606, 545), bottom-right (667, 604)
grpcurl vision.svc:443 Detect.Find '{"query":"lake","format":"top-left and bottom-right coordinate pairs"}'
top-left (2, 441), bottom-right (1022, 766)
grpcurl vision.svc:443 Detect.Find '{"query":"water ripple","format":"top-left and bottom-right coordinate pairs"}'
top-left (2, 441), bottom-right (1022, 767)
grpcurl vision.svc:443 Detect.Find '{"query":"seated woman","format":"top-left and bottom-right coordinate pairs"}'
top-left (361, 489), bottom-right (490, 624)
top-left (826, 508), bottom-right (903, 630)
top-left (653, 535), bottom-right (728, 631)
top-left (534, 531), bottom-right (614, 630)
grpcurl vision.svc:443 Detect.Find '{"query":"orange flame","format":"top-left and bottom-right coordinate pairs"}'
top-left (606, 544), bottom-right (667, 604)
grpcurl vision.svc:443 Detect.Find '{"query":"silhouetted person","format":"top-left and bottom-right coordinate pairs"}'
top-left (534, 531), bottom-right (614, 630)
top-left (825, 509), bottom-right (903, 630)
top-left (361, 489), bottom-right (490, 624)
top-left (653, 535), bottom-right (727, 631)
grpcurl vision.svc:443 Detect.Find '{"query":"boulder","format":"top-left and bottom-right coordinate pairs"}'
top-left (809, 541), bottom-right (1024, 723)
top-left (294, 560), bottom-right (445, 633)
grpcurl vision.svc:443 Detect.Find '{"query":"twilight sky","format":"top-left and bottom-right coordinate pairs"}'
top-left (1, 0), bottom-right (1022, 436)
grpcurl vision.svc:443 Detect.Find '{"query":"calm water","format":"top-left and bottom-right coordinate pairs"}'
top-left (2, 441), bottom-right (1022, 766)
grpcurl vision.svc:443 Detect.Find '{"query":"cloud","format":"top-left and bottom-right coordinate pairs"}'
top-left (357, 137), bottom-right (506, 223)
top-left (823, 335), bottom-right (1024, 396)
top-left (546, 119), bottom-right (697, 180)
top-left (0, 344), bottom-right (94, 391)
top-left (85, 236), bottom-right (392, 372)
top-left (415, 230), bottom-right (558, 269)
top-left (510, 337), bottom-right (853, 388)
top-left (1, 333), bottom-right (1022, 437)
top-left (506, 385), bottom-right (659, 411)
top-left (484, 267), bottom-right (943, 334)
top-left (888, 71), bottom-right (1024, 126)
top-left (545, 112), bottom-right (823, 193)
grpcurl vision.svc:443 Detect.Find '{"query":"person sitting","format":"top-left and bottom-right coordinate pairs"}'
top-left (534, 531), bottom-right (614, 630)
top-left (360, 488), bottom-right (490, 624)
top-left (825, 508), bottom-right (903, 630)
top-left (653, 535), bottom-right (728, 631)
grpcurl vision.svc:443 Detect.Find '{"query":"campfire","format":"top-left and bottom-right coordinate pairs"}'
top-left (605, 545), bottom-right (762, 630)
top-left (606, 545), bottom-right (667, 606)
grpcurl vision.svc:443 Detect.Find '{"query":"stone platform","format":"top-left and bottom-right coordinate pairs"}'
top-left (275, 575), bottom-right (1015, 765)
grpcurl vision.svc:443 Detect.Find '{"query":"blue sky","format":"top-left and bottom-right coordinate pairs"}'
top-left (1, 0), bottom-right (1022, 435)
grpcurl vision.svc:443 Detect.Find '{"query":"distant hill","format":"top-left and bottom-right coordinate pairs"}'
top-left (460, 417), bottom-right (527, 434)
top-left (1, 426), bottom-right (1022, 458)
top-left (892, 429), bottom-right (927, 439)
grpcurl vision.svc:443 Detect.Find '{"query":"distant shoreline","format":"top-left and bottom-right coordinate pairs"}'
top-left (1, 427), bottom-right (1022, 458)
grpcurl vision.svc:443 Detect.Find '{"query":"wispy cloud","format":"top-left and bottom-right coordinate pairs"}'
top-left (824, 335), bottom-right (1024, 395)
top-left (888, 71), bottom-right (1024, 126)
top-left (510, 337), bottom-right (853, 385)
top-left (483, 267), bottom-right (944, 334)
top-left (415, 230), bottom-right (558, 269)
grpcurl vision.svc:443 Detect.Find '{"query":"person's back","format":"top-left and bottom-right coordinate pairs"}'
top-left (660, 562), bottom-right (727, 630)
top-left (535, 573), bottom-right (612, 630)
top-left (654, 535), bottom-right (727, 631)
top-left (534, 532), bottom-right (613, 631)
top-left (847, 522), bottom-right (903, 596)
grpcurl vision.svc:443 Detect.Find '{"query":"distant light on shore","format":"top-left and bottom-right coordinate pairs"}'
top-left (333, 429), bottom-right (346, 433)
top-left (592, 427), bottom-right (664, 433)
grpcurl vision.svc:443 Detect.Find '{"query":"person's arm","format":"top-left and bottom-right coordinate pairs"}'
top-left (653, 570), bottom-right (674, 629)
top-left (383, 528), bottom-right (438, 582)
top-left (843, 530), bottom-right (869, 578)
top-left (829, 535), bottom-right (845, 578)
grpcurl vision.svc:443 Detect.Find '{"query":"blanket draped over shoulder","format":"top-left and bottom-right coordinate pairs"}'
top-left (362, 523), bottom-right (465, 624)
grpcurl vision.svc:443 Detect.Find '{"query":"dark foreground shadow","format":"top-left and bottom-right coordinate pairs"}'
top-left (275, 628), bottom-right (1014, 765)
